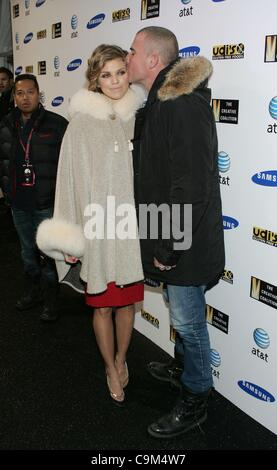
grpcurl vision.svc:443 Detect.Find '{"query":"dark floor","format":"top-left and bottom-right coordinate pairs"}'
top-left (0, 209), bottom-right (277, 454)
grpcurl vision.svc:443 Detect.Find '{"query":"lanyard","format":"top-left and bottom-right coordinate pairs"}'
top-left (19, 127), bottom-right (35, 164)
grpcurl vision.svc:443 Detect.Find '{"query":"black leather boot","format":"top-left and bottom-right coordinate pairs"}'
top-left (16, 275), bottom-right (43, 311)
top-left (148, 387), bottom-right (211, 439)
top-left (147, 357), bottom-right (183, 388)
top-left (40, 282), bottom-right (60, 322)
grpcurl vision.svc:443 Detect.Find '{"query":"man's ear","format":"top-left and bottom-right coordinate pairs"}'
top-left (148, 53), bottom-right (159, 70)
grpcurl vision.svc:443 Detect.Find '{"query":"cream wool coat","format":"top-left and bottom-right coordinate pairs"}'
top-left (46, 86), bottom-right (144, 294)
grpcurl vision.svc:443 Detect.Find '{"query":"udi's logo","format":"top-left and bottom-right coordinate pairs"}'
top-left (250, 276), bottom-right (277, 310)
top-left (238, 381), bottom-right (275, 402)
top-left (212, 43), bottom-right (244, 60)
top-left (264, 35), bottom-right (277, 62)
top-left (252, 227), bottom-right (277, 247)
top-left (112, 8), bottom-right (130, 22)
top-left (141, 309), bottom-right (159, 329)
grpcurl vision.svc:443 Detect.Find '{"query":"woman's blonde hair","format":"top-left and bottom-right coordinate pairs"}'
top-left (86, 44), bottom-right (128, 92)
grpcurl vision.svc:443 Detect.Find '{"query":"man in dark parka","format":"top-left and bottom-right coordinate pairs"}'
top-left (128, 26), bottom-right (225, 438)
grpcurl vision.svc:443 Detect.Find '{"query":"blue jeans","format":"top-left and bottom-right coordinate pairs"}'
top-left (12, 207), bottom-right (57, 284)
top-left (164, 284), bottom-right (213, 394)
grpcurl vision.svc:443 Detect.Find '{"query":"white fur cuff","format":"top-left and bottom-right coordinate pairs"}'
top-left (36, 218), bottom-right (85, 261)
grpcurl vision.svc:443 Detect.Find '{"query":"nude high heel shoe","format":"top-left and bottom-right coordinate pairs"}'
top-left (106, 373), bottom-right (125, 404)
top-left (115, 358), bottom-right (129, 389)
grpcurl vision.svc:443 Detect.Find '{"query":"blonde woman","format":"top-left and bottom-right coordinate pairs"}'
top-left (37, 45), bottom-right (144, 404)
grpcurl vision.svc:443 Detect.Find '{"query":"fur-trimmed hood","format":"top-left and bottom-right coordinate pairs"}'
top-left (158, 56), bottom-right (213, 101)
top-left (68, 84), bottom-right (145, 121)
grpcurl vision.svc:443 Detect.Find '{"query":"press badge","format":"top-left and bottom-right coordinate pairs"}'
top-left (20, 164), bottom-right (35, 187)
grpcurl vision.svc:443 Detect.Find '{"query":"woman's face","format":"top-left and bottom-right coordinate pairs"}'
top-left (98, 58), bottom-right (129, 100)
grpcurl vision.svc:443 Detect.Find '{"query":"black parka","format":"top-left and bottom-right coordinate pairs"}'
top-left (0, 105), bottom-right (68, 209)
top-left (133, 56), bottom-right (225, 286)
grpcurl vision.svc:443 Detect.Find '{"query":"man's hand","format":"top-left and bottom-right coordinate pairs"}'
top-left (64, 254), bottom-right (78, 264)
top-left (153, 257), bottom-right (176, 271)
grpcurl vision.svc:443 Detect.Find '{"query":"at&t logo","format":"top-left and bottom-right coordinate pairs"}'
top-left (218, 151), bottom-right (230, 187)
top-left (267, 96), bottom-right (277, 133)
top-left (53, 56), bottom-right (60, 77)
top-left (179, 0), bottom-right (193, 17)
top-left (252, 328), bottom-right (270, 363)
top-left (25, 0), bottom-right (30, 15)
top-left (71, 14), bottom-right (78, 38)
top-left (210, 349), bottom-right (221, 379)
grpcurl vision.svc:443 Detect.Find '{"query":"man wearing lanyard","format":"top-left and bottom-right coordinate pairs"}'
top-left (0, 74), bottom-right (68, 322)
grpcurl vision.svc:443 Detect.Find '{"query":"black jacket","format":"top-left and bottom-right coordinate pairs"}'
top-left (133, 57), bottom-right (225, 286)
top-left (0, 105), bottom-right (68, 209)
top-left (0, 88), bottom-right (14, 122)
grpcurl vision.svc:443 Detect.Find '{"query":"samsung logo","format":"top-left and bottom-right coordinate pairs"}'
top-left (87, 13), bottom-right (105, 29)
top-left (24, 32), bottom-right (33, 44)
top-left (223, 215), bottom-right (239, 230)
top-left (252, 170), bottom-right (277, 186)
top-left (238, 381), bottom-right (275, 402)
top-left (36, 0), bottom-right (46, 6)
top-left (15, 66), bottom-right (23, 75)
top-left (212, 0), bottom-right (225, 2)
top-left (179, 46), bottom-right (200, 58)
top-left (51, 96), bottom-right (64, 107)
top-left (67, 58), bottom-right (82, 71)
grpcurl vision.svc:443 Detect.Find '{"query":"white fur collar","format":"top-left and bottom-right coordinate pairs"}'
top-left (68, 84), bottom-right (145, 121)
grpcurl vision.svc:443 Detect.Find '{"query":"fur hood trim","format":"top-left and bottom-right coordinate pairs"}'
top-left (68, 84), bottom-right (145, 121)
top-left (36, 218), bottom-right (85, 261)
top-left (158, 56), bottom-right (213, 101)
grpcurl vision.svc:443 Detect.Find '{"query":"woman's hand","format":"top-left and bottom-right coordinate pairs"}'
top-left (153, 257), bottom-right (176, 271)
top-left (64, 254), bottom-right (79, 264)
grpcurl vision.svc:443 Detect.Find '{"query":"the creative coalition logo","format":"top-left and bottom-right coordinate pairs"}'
top-left (71, 14), bottom-right (78, 38)
top-left (238, 381), bottom-right (275, 403)
top-left (218, 151), bottom-right (230, 186)
top-left (223, 215), bottom-right (239, 230)
top-left (264, 35), bottom-right (277, 62)
top-left (179, 0), bottom-right (193, 17)
top-left (221, 269), bottom-right (233, 284)
top-left (67, 58), bottom-right (82, 72)
top-left (212, 99), bottom-right (239, 124)
top-left (252, 226), bottom-right (277, 247)
top-left (38, 61), bottom-right (46, 75)
top-left (141, 0), bottom-right (160, 20)
top-left (212, 43), bottom-right (244, 60)
top-left (13, 4), bottom-right (19, 18)
top-left (206, 305), bottom-right (229, 334)
top-left (15, 66), bottom-right (23, 76)
top-left (112, 8), bottom-right (130, 22)
top-left (250, 276), bottom-right (277, 310)
top-left (36, 0), bottom-right (46, 7)
top-left (87, 14), bottom-right (105, 29)
top-left (53, 56), bottom-right (60, 77)
top-left (52, 22), bottom-right (62, 39)
top-left (252, 328), bottom-right (270, 363)
top-left (24, 32), bottom-right (33, 44)
top-left (179, 46), bottom-right (200, 58)
top-left (252, 170), bottom-right (277, 187)
top-left (51, 96), bottom-right (64, 107)
top-left (141, 309), bottom-right (159, 329)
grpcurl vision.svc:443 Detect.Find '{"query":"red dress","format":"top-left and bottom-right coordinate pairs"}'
top-left (86, 281), bottom-right (144, 308)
